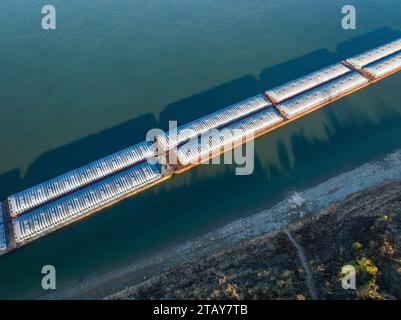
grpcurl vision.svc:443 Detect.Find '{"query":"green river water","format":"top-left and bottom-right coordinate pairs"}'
top-left (0, 0), bottom-right (401, 298)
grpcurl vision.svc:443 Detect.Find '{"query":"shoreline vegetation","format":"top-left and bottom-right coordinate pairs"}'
top-left (111, 180), bottom-right (401, 300)
top-left (46, 149), bottom-right (401, 300)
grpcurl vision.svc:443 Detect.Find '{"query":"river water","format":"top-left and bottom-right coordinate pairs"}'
top-left (0, 0), bottom-right (401, 298)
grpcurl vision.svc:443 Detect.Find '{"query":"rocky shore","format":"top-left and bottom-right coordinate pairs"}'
top-left (46, 149), bottom-right (401, 299)
top-left (109, 180), bottom-right (401, 300)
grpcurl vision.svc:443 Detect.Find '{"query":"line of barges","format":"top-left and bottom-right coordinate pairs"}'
top-left (1, 38), bottom-right (401, 256)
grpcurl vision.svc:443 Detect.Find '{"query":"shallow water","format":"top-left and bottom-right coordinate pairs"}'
top-left (0, 0), bottom-right (401, 298)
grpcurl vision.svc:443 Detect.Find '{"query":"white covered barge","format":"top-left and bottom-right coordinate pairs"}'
top-left (176, 108), bottom-right (284, 170)
top-left (363, 51), bottom-right (401, 82)
top-left (276, 72), bottom-right (369, 119)
top-left (1, 38), bottom-right (401, 256)
top-left (12, 163), bottom-right (168, 247)
top-left (265, 63), bottom-right (351, 103)
top-left (346, 38), bottom-right (401, 68)
top-left (155, 94), bottom-right (272, 151)
top-left (7, 141), bottom-right (156, 218)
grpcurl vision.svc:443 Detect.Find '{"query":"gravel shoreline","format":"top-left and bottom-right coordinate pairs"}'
top-left (45, 149), bottom-right (401, 299)
top-left (113, 180), bottom-right (401, 299)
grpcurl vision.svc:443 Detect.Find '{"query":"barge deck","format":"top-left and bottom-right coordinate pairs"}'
top-left (2, 38), bottom-right (401, 256)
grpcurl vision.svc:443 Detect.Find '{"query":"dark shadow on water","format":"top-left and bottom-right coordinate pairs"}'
top-left (0, 113), bottom-right (157, 198)
top-left (159, 76), bottom-right (261, 128)
top-left (159, 50), bottom-right (341, 128)
top-left (337, 27), bottom-right (401, 59)
top-left (259, 49), bottom-right (340, 88)
top-left (1, 27), bottom-right (401, 299)
top-left (0, 169), bottom-right (20, 200)
top-left (0, 49), bottom-right (342, 199)
top-left (2, 27), bottom-right (400, 198)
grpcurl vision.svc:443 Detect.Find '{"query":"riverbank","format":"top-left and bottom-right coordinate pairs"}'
top-left (45, 149), bottom-right (401, 299)
top-left (110, 180), bottom-right (401, 299)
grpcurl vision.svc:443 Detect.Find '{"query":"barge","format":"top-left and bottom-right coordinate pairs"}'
top-left (2, 38), bottom-right (401, 256)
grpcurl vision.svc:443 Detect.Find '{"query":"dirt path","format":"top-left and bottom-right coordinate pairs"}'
top-left (283, 229), bottom-right (318, 300)
top-left (109, 181), bottom-right (401, 300)
top-left (45, 149), bottom-right (401, 300)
